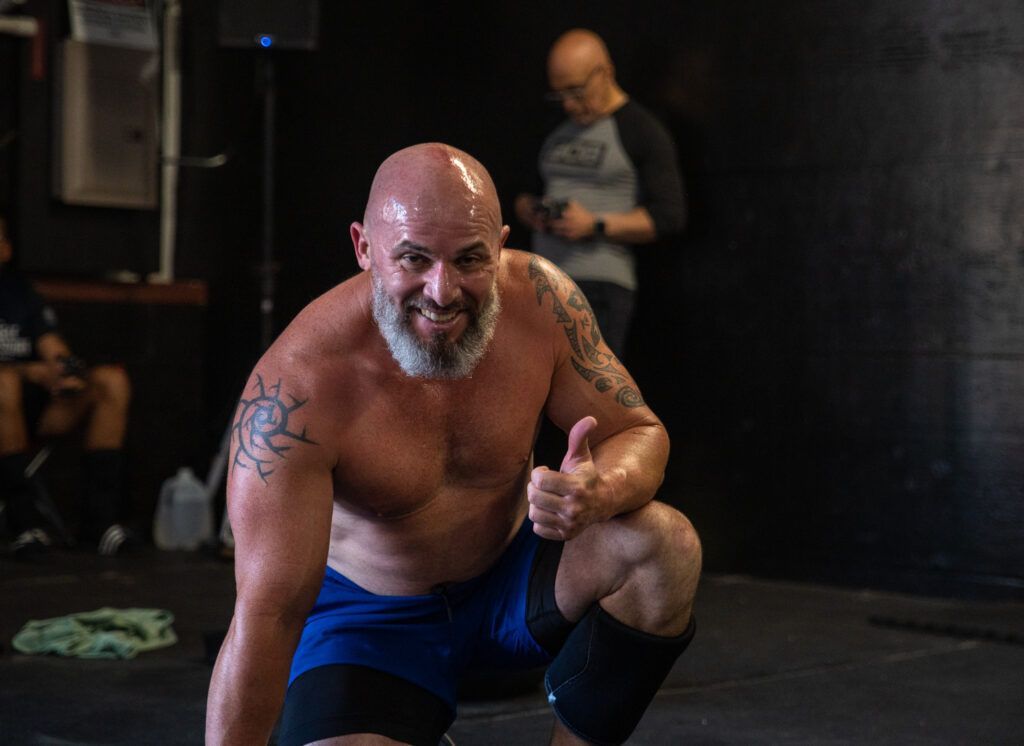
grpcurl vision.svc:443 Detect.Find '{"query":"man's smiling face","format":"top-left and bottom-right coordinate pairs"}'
top-left (353, 145), bottom-right (509, 379)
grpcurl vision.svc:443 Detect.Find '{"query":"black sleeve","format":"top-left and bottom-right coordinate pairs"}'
top-left (614, 101), bottom-right (688, 238)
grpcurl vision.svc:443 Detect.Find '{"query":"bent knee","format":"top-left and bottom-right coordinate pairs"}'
top-left (610, 501), bottom-right (702, 569)
top-left (0, 367), bottom-right (25, 409)
top-left (89, 365), bottom-right (131, 402)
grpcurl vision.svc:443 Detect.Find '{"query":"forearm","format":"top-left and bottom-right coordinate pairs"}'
top-left (550, 203), bottom-right (657, 244)
top-left (17, 360), bottom-right (58, 388)
top-left (206, 611), bottom-right (303, 745)
top-left (36, 332), bottom-right (72, 363)
top-left (600, 207), bottom-right (657, 245)
top-left (515, 193), bottom-right (545, 231)
top-left (26, 335), bottom-right (75, 390)
top-left (592, 421), bottom-right (669, 517)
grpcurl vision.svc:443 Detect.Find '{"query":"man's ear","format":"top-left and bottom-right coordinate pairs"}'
top-left (499, 224), bottom-right (511, 249)
top-left (351, 222), bottom-right (372, 271)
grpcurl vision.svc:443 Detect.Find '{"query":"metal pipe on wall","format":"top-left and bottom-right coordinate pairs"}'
top-left (153, 0), bottom-right (181, 283)
top-left (0, 15), bottom-right (38, 38)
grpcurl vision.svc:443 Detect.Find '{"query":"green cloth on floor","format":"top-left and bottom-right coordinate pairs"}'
top-left (12, 607), bottom-right (177, 659)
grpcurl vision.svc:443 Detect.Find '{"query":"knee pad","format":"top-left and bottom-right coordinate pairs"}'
top-left (544, 605), bottom-right (695, 745)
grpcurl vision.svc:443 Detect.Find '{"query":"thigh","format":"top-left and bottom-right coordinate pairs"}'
top-left (290, 566), bottom-right (460, 711)
top-left (278, 664), bottom-right (451, 746)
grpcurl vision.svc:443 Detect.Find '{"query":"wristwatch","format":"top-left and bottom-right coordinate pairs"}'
top-left (593, 217), bottom-right (606, 237)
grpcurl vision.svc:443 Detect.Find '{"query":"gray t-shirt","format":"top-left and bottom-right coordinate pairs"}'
top-left (532, 100), bottom-right (686, 291)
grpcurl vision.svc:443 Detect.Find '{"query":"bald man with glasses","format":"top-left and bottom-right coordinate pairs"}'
top-left (515, 29), bottom-right (687, 358)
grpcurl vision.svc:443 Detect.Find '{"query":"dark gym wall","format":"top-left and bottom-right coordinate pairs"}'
top-left (640, 1), bottom-right (1024, 595)
top-left (0, 30), bottom-right (15, 213)
top-left (3, 1), bottom-right (1021, 597)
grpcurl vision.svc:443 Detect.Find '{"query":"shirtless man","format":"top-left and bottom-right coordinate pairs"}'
top-left (206, 143), bottom-right (701, 746)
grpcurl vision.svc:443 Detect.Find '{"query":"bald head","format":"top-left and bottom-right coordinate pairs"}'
top-left (546, 29), bottom-right (624, 125)
top-left (548, 29), bottom-right (613, 78)
top-left (364, 143), bottom-right (503, 239)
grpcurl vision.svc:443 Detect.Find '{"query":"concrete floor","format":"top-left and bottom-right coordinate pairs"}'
top-left (2, 549), bottom-right (1022, 745)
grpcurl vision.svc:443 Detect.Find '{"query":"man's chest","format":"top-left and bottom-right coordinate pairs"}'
top-left (330, 364), bottom-right (550, 511)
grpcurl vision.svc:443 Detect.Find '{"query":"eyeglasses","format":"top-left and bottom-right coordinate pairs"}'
top-left (544, 66), bottom-right (604, 103)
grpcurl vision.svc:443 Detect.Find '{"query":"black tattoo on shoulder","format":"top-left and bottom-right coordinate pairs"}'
top-left (230, 374), bottom-right (318, 482)
top-left (528, 256), bottom-right (645, 408)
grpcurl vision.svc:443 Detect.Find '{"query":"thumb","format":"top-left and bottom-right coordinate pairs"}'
top-left (561, 416), bottom-right (597, 472)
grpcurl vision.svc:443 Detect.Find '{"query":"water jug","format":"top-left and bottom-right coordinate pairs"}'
top-left (153, 467), bottom-right (213, 550)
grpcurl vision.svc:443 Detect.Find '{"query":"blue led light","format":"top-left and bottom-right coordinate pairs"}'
top-left (258, 35), bottom-right (273, 48)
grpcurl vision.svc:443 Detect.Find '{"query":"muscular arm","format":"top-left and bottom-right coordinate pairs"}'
top-left (527, 256), bottom-right (669, 538)
top-left (206, 371), bottom-right (333, 746)
top-left (597, 205), bottom-right (657, 244)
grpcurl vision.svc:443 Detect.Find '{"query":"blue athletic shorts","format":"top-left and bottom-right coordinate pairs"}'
top-left (288, 518), bottom-right (568, 713)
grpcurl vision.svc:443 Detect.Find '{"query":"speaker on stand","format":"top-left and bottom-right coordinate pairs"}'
top-left (218, 0), bottom-right (320, 52)
top-left (207, 1), bottom-right (320, 553)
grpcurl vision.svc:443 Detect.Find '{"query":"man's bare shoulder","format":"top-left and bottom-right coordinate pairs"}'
top-left (499, 249), bottom-right (588, 334)
top-left (244, 272), bottom-right (379, 404)
top-left (500, 248), bottom-right (563, 314)
top-left (229, 273), bottom-right (380, 476)
top-left (267, 272), bottom-right (371, 360)
top-left (502, 248), bottom-right (650, 412)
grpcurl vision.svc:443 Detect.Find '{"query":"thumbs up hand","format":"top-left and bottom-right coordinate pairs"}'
top-left (529, 417), bottom-right (608, 541)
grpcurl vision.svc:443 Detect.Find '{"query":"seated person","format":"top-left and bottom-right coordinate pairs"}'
top-left (0, 215), bottom-right (134, 557)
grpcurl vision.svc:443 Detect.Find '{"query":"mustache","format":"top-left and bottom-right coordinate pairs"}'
top-left (404, 296), bottom-right (475, 314)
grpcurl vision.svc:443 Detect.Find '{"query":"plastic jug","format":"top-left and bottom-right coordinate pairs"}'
top-left (153, 467), bottom-right (213, 550)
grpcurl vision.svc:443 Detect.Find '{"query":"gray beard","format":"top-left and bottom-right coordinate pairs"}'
top-left (371, 275), bottom-right (502, 380)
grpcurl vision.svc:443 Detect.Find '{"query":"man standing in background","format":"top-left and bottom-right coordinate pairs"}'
top-left (516, 28), bottom-right (687, 358)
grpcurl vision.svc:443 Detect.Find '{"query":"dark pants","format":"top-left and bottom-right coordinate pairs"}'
top-left (574, 280), bottom-right (636, 360)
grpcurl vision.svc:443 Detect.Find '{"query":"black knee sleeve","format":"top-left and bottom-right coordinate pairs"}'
top-left (545, 606), bottom-right (695, 745)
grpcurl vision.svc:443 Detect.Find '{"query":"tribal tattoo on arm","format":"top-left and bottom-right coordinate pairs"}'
top-left (230, 374), bottom-right (318, 482)
top-left (528, 256), bottom-right (645, 408)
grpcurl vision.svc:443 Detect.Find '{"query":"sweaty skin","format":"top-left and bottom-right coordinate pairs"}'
top-left (206, 144), bottom-right (676, 745)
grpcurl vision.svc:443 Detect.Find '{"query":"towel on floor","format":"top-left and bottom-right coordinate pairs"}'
top-left (12, 607), bottom-right (178, 659)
